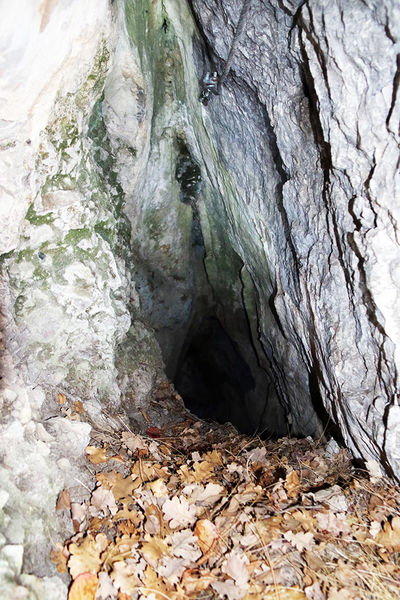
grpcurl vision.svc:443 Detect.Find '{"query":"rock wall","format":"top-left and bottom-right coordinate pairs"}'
top-left (189, 0), bottom-right (400, 478)
top-left (0, 0), bottom-right (400, 595)
top-left (0, 1), bottom-right (163, 596)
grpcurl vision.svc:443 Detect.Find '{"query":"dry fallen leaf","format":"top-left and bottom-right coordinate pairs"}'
top-left (327, 587), bottom-right (355, 600)
top-left (334, 560), bottom-right (360, 587)
top-left (194, 519), bottom-right (219, 555)
top-left (109, 472), bottom-right (138, 502)
top-left (285, 470), bottom-right (301, 498)
top-left (95, 572), bottom-right (117, 600)
top-left (121, 432), bottom-right (147, 452)
top-left (141, 565), bottom-right (173, 597)
top-left (85, 446), bottom-right (112, 465)
top-left (211, 578), bottom-right (247, 600)
top-left (304, 581), bottom-right (325, 600)
top-left (169, 529), bottom-right (201, 562)
top-left (262, 586), bottom-right (307, 599)
top-left (316, 511), bottom-right (349, 536)
top-left (146, 478), bottom-right (169, 498)
top-left (244, 446), bottom-right (269, 466)
top-left (71, 502), bottom-right (87, 531)
top-left (203, 449), bottom-right (224, 466)
top-left (68, 572), bottom-right (98, 600)
top-left (89, 485), bottom-right (118, 517)
top-left (182, 482), bottom-right (225, 505)
top-left (193, 460), bottom-right (215, 481)
top-left (114, 504), bottom-right (142, 525)
top-left (53, 414), bottom-right (400, 600)
top-left (307, 486), bottom-right (348, 512)
top-left (74, 400), bottom-right (85, 414)
top-left (222, 550), bottom-right (250, 587)
top-left (157, 556), bottom-right (186, 584)
top-left (284, 530), bottom-right (315, 552)
top-left (375, 516), bottom-right (400, 551)
top-left (68, 535), bottom-right (102, 578)
top-left (146, 426), bottom-right (162, 438)
top-left (162, 495), bottom-right (197, 529)
top-left (111, 560), bottom-right (141, 594)
top-left (131, 460), bottom-right (169, 483)
top-left (140, 535), bottom-right (170, 568)
top-left (181, 568), bottom-right (214, 593)
top-left (50, 543), bottom-right (68, 574)
top-left (58, 392), bottom-right (67, 404)
top-left (56, 489), bottom-right (71, 511)
top-left (369, 520), bottom-right (381, 538)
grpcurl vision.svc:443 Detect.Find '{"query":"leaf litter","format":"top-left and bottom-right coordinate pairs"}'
top-left (52, 387), bottom-right (400, 600)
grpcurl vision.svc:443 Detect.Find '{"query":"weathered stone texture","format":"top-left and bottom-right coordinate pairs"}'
top-left (1, 0), bottom-right (400, 595)
top-left (191, 0), bottom-right (400, 475)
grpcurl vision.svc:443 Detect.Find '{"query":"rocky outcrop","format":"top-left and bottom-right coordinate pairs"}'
top-left (0, 1), bottom-right (163, 596)
top-left (0, 0), bottom-right (399, 595)
top-left (189, 0), bottom-right (400, 478)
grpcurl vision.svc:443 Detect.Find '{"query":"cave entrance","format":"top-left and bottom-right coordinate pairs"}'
top-left (173, 315), bottom-right (258, 433)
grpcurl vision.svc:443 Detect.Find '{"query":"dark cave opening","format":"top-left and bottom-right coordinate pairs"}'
top-left (173, 316), bottom-right (257, 433)
top-left (308, 367), bottom-right (345, 444)
top-left (172, 313), bottom-right (341, 444)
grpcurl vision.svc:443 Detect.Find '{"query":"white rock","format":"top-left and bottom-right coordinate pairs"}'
top-left (35, 423), bottom-right (54, 443)
top-left (1, 388), bottom-right (17, 403)
top-left (0, 545), bottom-right (24, 575)
top-left (0, 490), bottom-right (10, 510)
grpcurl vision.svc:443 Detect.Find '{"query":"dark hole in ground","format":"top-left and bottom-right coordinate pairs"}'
top-left (174, 316), bottom-right (256, 433)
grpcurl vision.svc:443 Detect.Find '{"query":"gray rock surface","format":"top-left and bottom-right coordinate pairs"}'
top-left (190, 0), bottom-right (400, 477)
top-left (0, 0), bottom-right (400, 594)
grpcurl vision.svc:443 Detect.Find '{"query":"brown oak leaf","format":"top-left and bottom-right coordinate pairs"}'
top-left (162, 496), bottom-right (196, 529)
top-left (68, 535), bottom-right (102, 578)
top-left (85, 446), bottom-right (112, 465)
top-left (376, 516), bottom-right (400, 552)
top-left (194, 519), bottom-right (219, 555)
top-left (140, 535), bottom-right (170, 568)
top-left (181, 568), bottom-right (214, 593)
top-left (56, 489), bottom-right (71, 511)
top-left (285, 470), bottom-right (301, 498)
top-left (50, 543), bottom-right (68, 574)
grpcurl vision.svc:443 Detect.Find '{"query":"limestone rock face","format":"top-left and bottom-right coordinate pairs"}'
top-left (191, 0), bottom-right (400, 476)
top-left (0, 1), bottom-right (163, 596)
top-left (1, 0), bottom-right (400, 595)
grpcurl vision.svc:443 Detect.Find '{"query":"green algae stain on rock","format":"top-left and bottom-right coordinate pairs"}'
top-left (1, 36), bottom-right (135, 405)
top-left (76, 40), bottom-right (110, 109)
top-left (87, 95), bottom-right (133, 264)
top-left (125, 0), bottom-right (186, 115)
top-left (25, 203), bottom-right (55, 226)
top-left (64, 228), bottom-right (92, 245)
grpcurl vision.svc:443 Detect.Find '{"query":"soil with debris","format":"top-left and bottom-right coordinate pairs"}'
top-left (52, 385), bottom-right (400, 600)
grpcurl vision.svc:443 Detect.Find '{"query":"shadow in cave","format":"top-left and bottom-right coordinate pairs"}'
top-left (308, 366), bottom-right (345, 444)
top-left (174, 316), bottom-right (256, 433)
